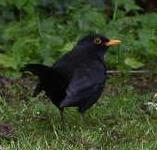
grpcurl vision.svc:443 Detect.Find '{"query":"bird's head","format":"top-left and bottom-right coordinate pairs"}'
top-left (77, 34), bottom-right (121, 51)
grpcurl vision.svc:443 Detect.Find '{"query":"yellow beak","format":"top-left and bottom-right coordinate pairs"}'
top-left (105, 39), bottom-right (121, 46)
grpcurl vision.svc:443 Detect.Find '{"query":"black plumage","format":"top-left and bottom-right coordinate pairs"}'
top-left (21, 34), bottom-right (121, 122)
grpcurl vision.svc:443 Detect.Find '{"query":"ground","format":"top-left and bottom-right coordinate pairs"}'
top-left (0, 74), bottom-right (157, 150)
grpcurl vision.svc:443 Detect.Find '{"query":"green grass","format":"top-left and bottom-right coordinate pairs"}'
top-left (1, 77), bottom-right (157, 150)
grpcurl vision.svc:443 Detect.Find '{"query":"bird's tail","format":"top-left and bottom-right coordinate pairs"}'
top-left (20, 64), bottom-right (51, 76)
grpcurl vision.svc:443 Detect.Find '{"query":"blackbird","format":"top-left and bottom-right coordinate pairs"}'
top-left (21, 34), bottom-right (121, 123)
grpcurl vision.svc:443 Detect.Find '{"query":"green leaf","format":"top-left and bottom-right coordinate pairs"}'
top-left (0, 54), bottom-right (18, 69)
top-left (124, 57), bottom-right (144, 69)
top-left (0, 0), bottom-right (7, 6)
top-left (12, 0), bottom-right (27, 9)
top-left (61, 42), bottom-right (74, 52)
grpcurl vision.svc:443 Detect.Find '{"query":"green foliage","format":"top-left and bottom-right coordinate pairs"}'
top-left (125, 57), bottom-right (144, 69)
top-left (114, 0), bottom-right (141, 13)
top-left (0, 0), bottom-right (156, 75)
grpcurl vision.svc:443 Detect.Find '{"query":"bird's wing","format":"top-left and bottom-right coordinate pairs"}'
top-left (60, 64), bottom-right (106, 108)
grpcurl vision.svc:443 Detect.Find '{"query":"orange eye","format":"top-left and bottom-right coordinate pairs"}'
top-left (94, 37), bottom-right (102, 45)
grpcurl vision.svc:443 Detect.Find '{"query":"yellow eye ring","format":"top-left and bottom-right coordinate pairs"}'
top-left (94, 37), bottom-right (102, 45)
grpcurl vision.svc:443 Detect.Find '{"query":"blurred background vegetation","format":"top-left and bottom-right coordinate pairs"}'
top-left (0, 0), bottom-right (157, 76)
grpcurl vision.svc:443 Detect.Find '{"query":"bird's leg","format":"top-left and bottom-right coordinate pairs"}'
top-left (59, 108), bottom-right (64, 127)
